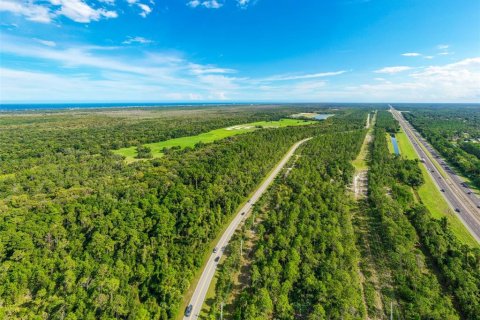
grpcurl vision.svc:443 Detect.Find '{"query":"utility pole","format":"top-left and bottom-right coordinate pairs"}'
top-left (390, 301), bottom-right (393, 320)
top-left (240, 239), bottom-right (243, 257)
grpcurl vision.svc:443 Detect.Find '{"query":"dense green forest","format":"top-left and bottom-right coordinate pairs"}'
top-left (400, 106), bottom-right (480, 188)
top-left (0, 106), bottom-right (366, 319)
top-left (2, 105), bottom-right (478, 319)
top-left (230, 130), bottom-right (367, 319)
top-left (213, 110), bottom-right (480, 320)
top-left (366, 113), bottom-right (458, 319)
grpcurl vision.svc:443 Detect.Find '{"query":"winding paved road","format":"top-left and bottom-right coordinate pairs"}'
top-left (183, 137), bottom-right (312, 319)
top-left (390, 106), bottom-right (480, 242)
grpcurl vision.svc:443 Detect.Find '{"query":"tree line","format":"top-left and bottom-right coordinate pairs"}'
top-left (0, 107), bottom-right (365, 319)
top-left (228, 128), bottom-right (368, 319)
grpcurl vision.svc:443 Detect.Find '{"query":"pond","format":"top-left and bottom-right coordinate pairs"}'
top-left (314, 114), bottom-right (334, 120)
top-left (391, 136), bottom-right (400, 155)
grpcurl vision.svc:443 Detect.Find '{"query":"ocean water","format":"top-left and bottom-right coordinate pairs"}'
top-left (0, 102), bottom-right (244, 112)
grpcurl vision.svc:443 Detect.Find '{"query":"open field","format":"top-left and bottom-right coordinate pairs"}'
top-left (396, 128), bottom-right (478, 247)
top-left (113, 118), bottom-right (316, 161)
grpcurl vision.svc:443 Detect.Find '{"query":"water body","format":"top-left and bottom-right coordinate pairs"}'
top-left (314, 114), bottom-right (334, 120)
top-left (391, 136), bottom-right (400, 155)
top-left (0, 102), bottom-right (250, 112)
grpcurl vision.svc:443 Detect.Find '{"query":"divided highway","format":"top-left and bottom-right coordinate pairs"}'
top-left (183, 137), bottom-right (312, 319)
top-left (390, 106), bottom-right (480, 242)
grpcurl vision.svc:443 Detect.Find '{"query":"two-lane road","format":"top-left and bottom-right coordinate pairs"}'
top-left (390, 106), bottom-right (480, 242)
top-left (183, 137), bottom-right (312, 319)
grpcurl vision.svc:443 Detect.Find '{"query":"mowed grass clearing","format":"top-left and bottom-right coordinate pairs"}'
top-left (386, 133), bottom-right (395, 154)
top-left (396, 128), bottom-right (478, 247)
top-left (113, 119), bottom-right (316, 161)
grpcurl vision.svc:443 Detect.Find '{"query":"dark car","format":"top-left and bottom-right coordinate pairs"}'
top-left (441, 189), bottom-right (445, 192)
top-left (455, 208), bottom-right (460, 213)
top-left (214, 256), bottom-right (220, 262)
top-left (185, 304), bottom-right (193, 317)
top-left (241, 212), bottom-right (245, 215)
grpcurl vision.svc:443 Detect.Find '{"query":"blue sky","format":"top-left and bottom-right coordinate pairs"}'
top-left (0, 0), bottom-right (479, 102)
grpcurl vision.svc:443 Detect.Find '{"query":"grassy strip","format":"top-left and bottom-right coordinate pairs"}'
top-left (352, 112), bottom-right (375, 171)
top-left (113, 119), bottom-right (315, 161)
top-left (396, 129), bottom-right (478, 247)
top-left (352, 135), bottom-right (369, 171)
top-left (386, 133), bottom-right (395, 154)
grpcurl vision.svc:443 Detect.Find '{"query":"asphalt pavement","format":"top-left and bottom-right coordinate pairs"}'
top-left (390, 106), bottom-right (480, 242)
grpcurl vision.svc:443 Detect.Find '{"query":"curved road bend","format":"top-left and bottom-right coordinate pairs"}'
top-left (390, 106), bottom-right (480, 242)
top-left (183, 137), bottom-right (312, 319)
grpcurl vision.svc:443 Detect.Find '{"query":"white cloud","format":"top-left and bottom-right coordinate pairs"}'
top-left (409, 57), bottom-right (480, 99)
top-left (374, 66), bottom-right (412, 74)
top-left (123, 36), bottom-right (153, 44)
top-left (187, 0), bottom-right (223, 9)
top-left (237, 0), bottom-right (250, 8)
top-left (424, 56), bottom-right (434, 60)
top-left (50, 0), bottom-right (118, 23)
top-left (189, 63), bottom-right (236, 75)
top-left (260, 70), bottom-right (346, 81)
top-left (402, 52), bottom-right (421, 57)
top-left (137, 3), bottom-right (151, 17)
top-left (1, 34), bottom-right (478, 103)
top-left (347, 58), bottom-right (480, 102)
top-left (202, 0), bottom-right (222, 8)
top-left (187, 0), bottom-right (200, 7)
top-left (34, 38), bottom-right (56, 47)
top-left (0, 34), bottom-right (243, 102)
top-left (0, 0), bottom-right (52, 23)
top-left (436, 44), bottom-right (453, 56)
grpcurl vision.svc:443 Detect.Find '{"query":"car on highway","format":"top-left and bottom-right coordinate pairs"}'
top-left (241, 211), bottom-right (245, 215)
top-left (214, 256), bottom-right (220, 262)
top-left (185, 304), bottom-right (193, 317)
top-left (213, 247), bottom-right (218, 253)
top-left (455, 208), bottom-right (460, 213)
top-left (441, 189), bottom-right (445, 192)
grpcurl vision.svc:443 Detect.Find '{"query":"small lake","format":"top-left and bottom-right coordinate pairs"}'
top-left (314, 114), bottom-right (334, 120)
top-left (391, 136), bottom-right (400, 155)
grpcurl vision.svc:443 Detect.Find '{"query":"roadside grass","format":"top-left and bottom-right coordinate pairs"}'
top-left (112, 119), bottom-right (315, 162)
top-left (386, 133), bottom-right (394, 154)
top-left (396, 129), bottom-right (479, 247)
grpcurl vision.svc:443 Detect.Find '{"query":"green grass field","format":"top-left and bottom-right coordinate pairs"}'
top-left (113, 119), bottom-right (316, 161)
top-left (396, 129), bottom-right (478, 247)
top-left (386, 133), bottom-right (395, 154)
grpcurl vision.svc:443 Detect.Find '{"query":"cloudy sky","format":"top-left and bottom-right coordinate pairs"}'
top-left (0, 0), bottom-right (479, 103)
